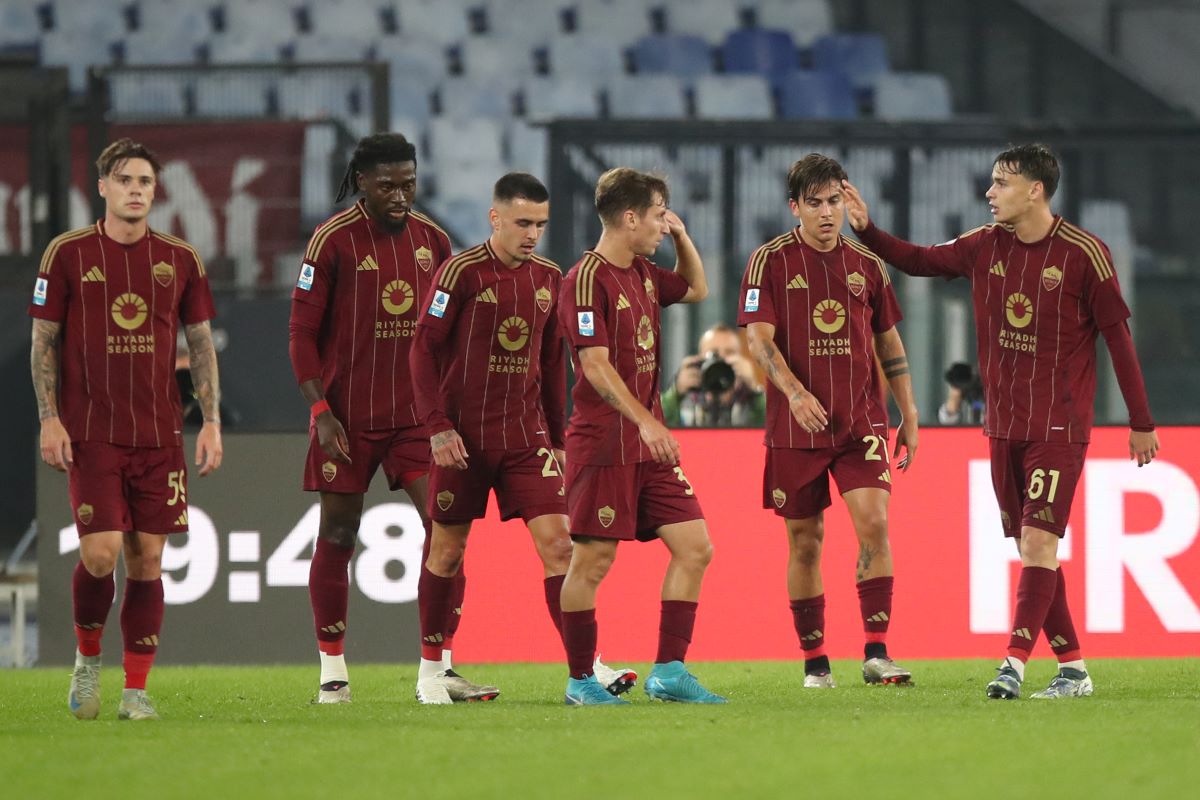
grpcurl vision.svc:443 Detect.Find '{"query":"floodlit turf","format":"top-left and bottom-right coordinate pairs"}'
top-left (2, 659), bottom-right (1197, 799)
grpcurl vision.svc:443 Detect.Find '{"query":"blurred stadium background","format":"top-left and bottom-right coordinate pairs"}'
top-left (2, 0), bottom-right (1199, 667)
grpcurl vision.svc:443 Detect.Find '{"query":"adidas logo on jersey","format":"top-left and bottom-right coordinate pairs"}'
top-left (174, 511), bottom-right (189, 527)
top-left (787, 274), bottom-right (809, 290)
top-left (616, 293), bottom-right (631, 310)
top-left (477, 287), bottom-right (498, 303)
top-left (989, 261), bottom-right (1006, 277)
top-left (357, 254), bottom-right (380, 271)
top-left (81, 266), bottom-right (105, 282)
top-left (879, 471), bottom-right (891, 484)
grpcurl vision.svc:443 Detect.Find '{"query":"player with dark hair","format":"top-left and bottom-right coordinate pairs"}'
top-left (557, 168), bottom-right (725, 705)
top-left (842, 143), bottom-right (1159, 699)
top-left (31, 138), bottom-right (223, 720)
top-left (739, 153), bottom-right (917, 689)
top-left (410, 172), bottom-right (635, 703)
top-left (289, 132), bottom-right (479, 703)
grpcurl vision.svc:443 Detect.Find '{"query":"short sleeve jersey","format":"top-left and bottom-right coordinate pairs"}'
top-left (559, 252), bottom-right (690, 465)
top-left (738, 230), bottom-right (902, 449)
top-left (28, 223), bottom-right (215, 448)
top-left (416, 242), bottom-right (563, 451)
top-left (914, 216), bottom-right (1129, 442)
top-left (291, 204), bottom-right (451, 431)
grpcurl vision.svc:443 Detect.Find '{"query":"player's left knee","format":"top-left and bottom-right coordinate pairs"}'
top-left (125, 550), bottom-right (162, 580)
top-left (856, 513), bottom-right (889, 545)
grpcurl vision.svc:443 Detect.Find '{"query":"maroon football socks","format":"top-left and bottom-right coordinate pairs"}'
top-left (857, 575), bottom-right (893, 660)
top-left (418, 563), bottom-right (455, 662)
top-left (562, 609), bottom-right (597, 679)
top-left (1043, 567), bottom-right (1082, 663)
top-left (543, 574), bottom-right (566, 642)
top-left (120, 577), bottom-right (163, 690)
top-left (656, 600), bottom-right (698, 664)
top-left (1007, 566), bottom-right (1058, 662)
top-left (308, 537), bottom-right (354, 656)
top-left (791, 594), bottom-right (829, 674)
top-left (72, 561), bottom-right (115, 657)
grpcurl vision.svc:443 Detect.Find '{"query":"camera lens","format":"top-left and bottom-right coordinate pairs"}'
top-left (700, 354), bottom-right (735, 393)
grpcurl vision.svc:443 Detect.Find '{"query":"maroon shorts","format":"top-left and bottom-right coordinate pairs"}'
top-left (429, 446), bottom-right (567, 524)
top-left (764, 437), bottom-right (893, 519)
top-left (566, 459), bottom-right (704, 541)
top-left (68, 441), bottom-right (189, 537)
top-left (303, 424), bottom-right (430, 493)
top-left (990, 438), bottom-right (1087, 537)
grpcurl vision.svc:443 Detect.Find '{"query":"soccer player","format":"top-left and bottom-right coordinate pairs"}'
top-left (842, 143), bottom-right (1160, 699)
top-left (557, 168), bottom-right (725, 705)
top-left (30, 138), bottom-right (223, 720)
top-left (409, 173), bottom-right (635, 704)
top-left (289, 133), bottom-right (483, 703)
top-left (739, 154), bottom-right (917, 689)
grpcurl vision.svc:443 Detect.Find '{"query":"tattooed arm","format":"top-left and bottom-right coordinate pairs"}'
top-left (31, 319), bottom-right (72, 471)
top-left (184, 321), bottom-right (224, 476)
top-left (874, 326), bottom-right (918, 470)
top-left (577, 345), bottom-right (679, 465)
top-left (745, 321), bottom-right (828, 433)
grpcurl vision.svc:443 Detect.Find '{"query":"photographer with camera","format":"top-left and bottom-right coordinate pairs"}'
top-left (939, 361), bottom-right (985, 426)
top-left (662, 323), bottom-right (765, 427)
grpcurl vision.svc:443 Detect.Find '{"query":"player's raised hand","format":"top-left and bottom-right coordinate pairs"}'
top-left (316, 411), bottom-right (352, 465)
top-left (40, 416), bottom-right (73, 471)
top-left (840, 180), bottom-right (870, 232)
top-left (788, 390), bottom-right (828, 434)
top-left (1130, 429), bottom-right (1160, 467)
top-left (195, 420), bottom-right (223, 476)
top-left (664, 209), bottom-right (687, 237)
top-left (431, 428), bottom-right (469, 470)
top-left (638, 417), bottom-right (680, 465)
top-left (893, 415), bottom-right (918, 471)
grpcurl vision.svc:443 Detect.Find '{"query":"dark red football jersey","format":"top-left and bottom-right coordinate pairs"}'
top-left (290, 203), bottom-right (451, 431)
top-left (559, 252), bottom-right (690, 465)
top-left (413, 241), bottom-right (565, 451)
top-left (28, 222), bottom-right (215, 448)
top-left (738, 229), bottom-right (902, 448)
top-left (858, 216), bottom-right (1132, 442)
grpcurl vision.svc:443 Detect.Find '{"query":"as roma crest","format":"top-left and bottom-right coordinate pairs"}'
top-left (152, 261), bottom-right (175, 287)
top-left (536, 286), bottom-right (552, 314)
top-left (771, 488), bottom-right (786, 508)
top-left (322, 461), bottom-right (337, 482)
top-left (77, 503), bottom-right (94, 525)
top-left (437, 490), bottom-right (455, 511)
top-left (1042, 265), bottom-right (1062, 292)
top-left (846, 271), bottom-right (865, 297)
top-left (414, 246), bottom-right (433, 272)
top-left (597, 505), bottom-right (616, 528)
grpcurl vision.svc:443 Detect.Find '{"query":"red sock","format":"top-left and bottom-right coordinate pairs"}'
top-left (543, 574), bottom-right (566, 643)
top-left (1007, 566), bottom-right (1058, 662)
top-left (418, 564), bottom-right (454, 662)
top-left (857, 576), bottom-right (893, 658)
top-left (309, 538), bottom-right (354, 656)
top-left (1043, 567), bottom-right (1082, 663)
top-left (561, 609), bottom-right (597, 679)
top-left (444, 567), bottom-right (466, 653)
top-left (72, 561), bottom-right (115, 656)
top-left (655, 600), bottom-right (698, 664)
top-left (790, 594), bottom-right (826, 659)
top-left (120, 578), bottom-right (164, 690)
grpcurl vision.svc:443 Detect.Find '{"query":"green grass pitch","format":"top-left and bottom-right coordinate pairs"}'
top-left (2, 659), bottom-right (1197, 799)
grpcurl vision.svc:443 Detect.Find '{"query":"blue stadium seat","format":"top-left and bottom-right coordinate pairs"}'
top-left (752, 0), bottom-right (834, 48)
top-left (194, 73), bottom-right (270, 117)
top-left (391, 82), bottom-right (433, 125)
top-left (484, 0), bottom-right (568, 47)
top-left (278, 73), bottom-right (369, 121)
top-left (606, 75), bottom-right (687, 119)
top-left (570, 0), bottom-right (652, 42)
top-left (429, 195), bottom-right (493, 245)
top-left (507, 121), bottom-right (548, 174)
top-left (521, 76), bottom-right (601, 119)
top-left (371, 37), bottom-right (447, 87)
top-left (110, 73), bottom-right (188, 117)
top-left (307, 0), bottom-right (388, 38)
top-left (396, 0), bottom-right (469, 44)
top-left (427, 117), bottom-right (505, 166)
top-left (544, 36), bottom-right (627, 79)
top-left (207, 34), bottom-right (290, 64)
top-left (459, 37), bottom-right (536, 78)
top-left (659, 0), bottom-right (744, 45)
top-left (629, 34), bottom-right (712, 79)
top-left (292, 34), bottom-right (370, 62)
top-left (870, 71), bottom-right (952, 120)
top-left (720, 28), bottom-right (798, 80)
top-left (810, 33), bottom-right (889, 89)
top-left (439, 77), bottom-right (519, 119)
top-left (693, 74), bottom-right (774, 119)
top-left (123, 31), bottom-right (202, 65)
top-left (0, 1), bottom-right (43, 46)
top-left (39, 31), bottom-right (118, 90)
top-left (777, 70), bottom-right (856, 119)
top-left (54, 0), bottom-right (129, 41)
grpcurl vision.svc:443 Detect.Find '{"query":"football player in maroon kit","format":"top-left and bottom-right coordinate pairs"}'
top-left (410, 173), bottom-right (635, 703)
top-left (557, 168), bottom-right (725, 705)
top-left (842, 143), bottom-right (1159, 699)
top-left (739, 154), bottom-right (918, 689)
top-left (31, 138), bottom-right (223, 720)
top-left (288, 133), bottom-right (488, 703)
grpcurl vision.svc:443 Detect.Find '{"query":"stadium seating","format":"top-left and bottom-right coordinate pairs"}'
top-left (394, 0), bottom-right (471, 44)
top-left (195, 73), bottom-right (271, 117)
top-left (776, 70), bottom-right (857, 119)
top-left (109, 73), bottom-right (188, 117)
top-left (720, 28), bottom-right (799, 81)
top-left (659, 0), bottom-right (745, 44)
top-left (570, 0), bottom-right (654, 40)
top-left (810, 33), bottom-right (890, 89)
top-left (521, 76), bottom-right (602, 120)
top-left (439, 77), bottom-right (520, 120)
top-left (751, 0), bottom-right (834, 47)
top-left (0, 1), bottom-right (41, 46)
top-left (457, 37), bottom-right (537, 78)
top-left (606, 75), bottom-right (689, 119)
top-left (693, 74), bottom-right (774, 119)
top-left (629, 34), bottom-right (713, 79)
top-left (870, 71), bottom-right (953, 121)
top-left (543, 35), bottom-right (628, 79)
